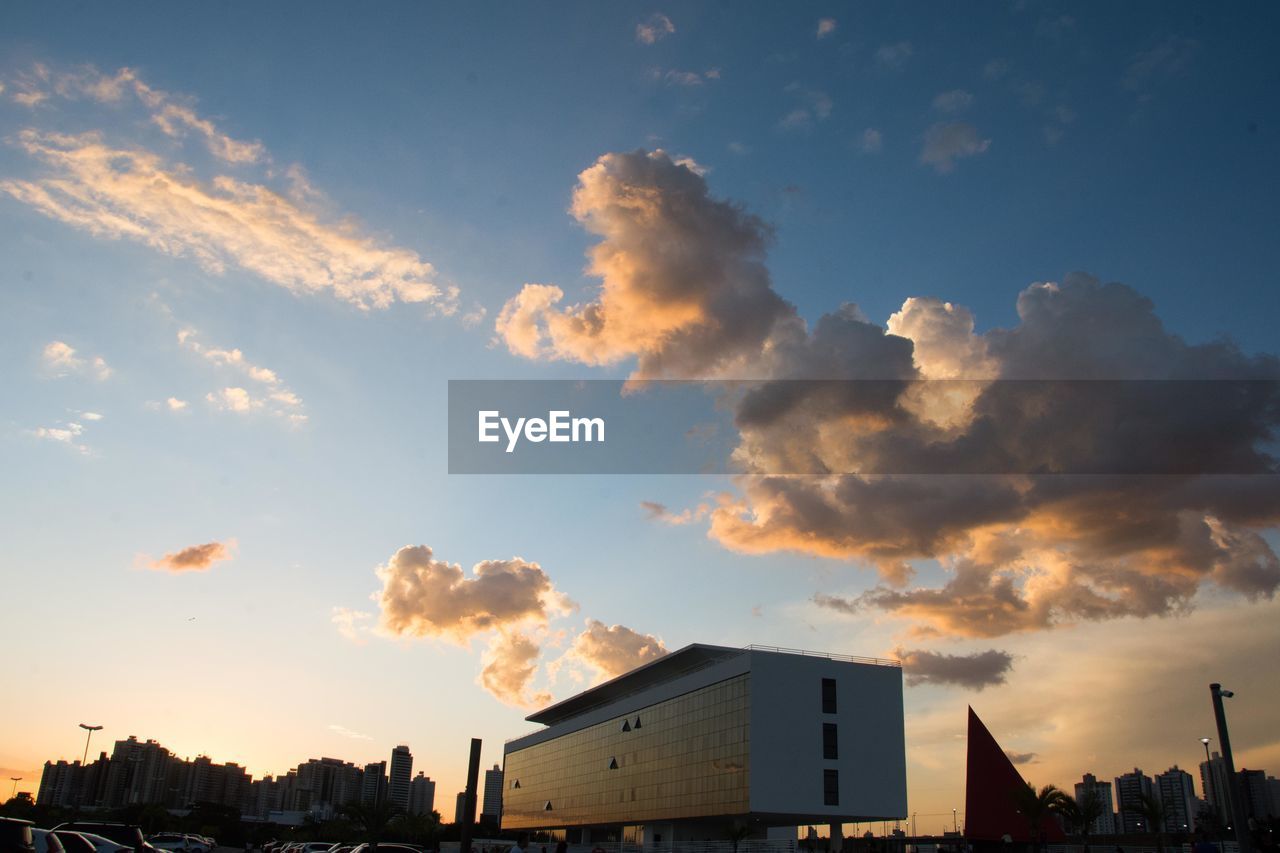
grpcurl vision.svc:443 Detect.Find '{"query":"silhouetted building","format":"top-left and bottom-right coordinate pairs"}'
top-left (294, 757), bottom-right (364, 817)
top-left (1239, 770), bottom-right (1274, 821)
top-left (409, 772), bottom-right (436, 816)
top-left (103, 737), bottom-right (173, 807)
top-left (362, 761), bottom-right (387, 806)
top-left (1115, 769), bottom-right (1154, 834)
top-left (1155, 766), bottom-right (1197, 832)
top-left (1074, 774), bottom-right (1116, 835)
top-left (481, 764), bottom-right (503, 822)
top-left (1200, 752), bottom-right (1232, 822)
top-left (454, 791), bottom-right (467, 825)
top-left (389, 746), bottom-right (413, 812)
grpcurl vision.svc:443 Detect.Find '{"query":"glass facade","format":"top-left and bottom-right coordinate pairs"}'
top-left (503, 674), bottom-right (750, 829)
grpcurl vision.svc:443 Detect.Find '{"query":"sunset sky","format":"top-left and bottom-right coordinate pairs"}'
top-left (3, 1), bottom-right (1280, 831)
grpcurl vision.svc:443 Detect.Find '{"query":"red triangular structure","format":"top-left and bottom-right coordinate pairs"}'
top-left (964, 707), bottom-right (1065, 843)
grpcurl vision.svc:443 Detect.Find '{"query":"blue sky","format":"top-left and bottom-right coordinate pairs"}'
top-left (3, 0), bottom-right (1279, 826)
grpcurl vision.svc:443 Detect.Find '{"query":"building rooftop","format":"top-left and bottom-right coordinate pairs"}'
top-left (525, 642), bottom-right (899, 727)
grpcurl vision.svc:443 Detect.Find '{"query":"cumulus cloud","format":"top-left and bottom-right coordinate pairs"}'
top-left (481, 631), bottom-right (553, 709)
top-left (42, 340), bottom-right (111, 380)
top-left (558, 619), bottom-right (668, 684)
top-left (374, 545), bottom-right (572, 641)
top-left (636, 13), bottom-right (675, 45)
top-left (779, 85), bottom-right (834, 131)
top-left (1005, 750), bottom-right (1038, 765)
top-left (148, 540), bottom-right (233, 572)
top-left (861, 128), bottom-right (884, 154)
top-left (1, 65), bottom-right (457, 314)
top-left (497, 151), bottom-right (798, 379)
top-left (816, 18), bottom-right (838, 39)
top-left (167, 397), bottom-right (188, 411)
top-left (498, 149), bottom-right (1280, 643)
top-left (894, 647), bottom-right (1015, 690)
top-left (921, 122), bottom-right (991, 173)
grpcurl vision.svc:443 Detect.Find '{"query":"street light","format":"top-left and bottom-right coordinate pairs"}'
top-left (8, 777), bottom-right (20, 799)
top-left (1210, 684), bottom-right (1252, 853)
top-left (79, 723), bottom-right (103, 765)
top-left (953, 809), bottom-right (958, 833)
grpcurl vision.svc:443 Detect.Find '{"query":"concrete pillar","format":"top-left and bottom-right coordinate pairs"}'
top-left (829, 824), bottom-right (843, 853)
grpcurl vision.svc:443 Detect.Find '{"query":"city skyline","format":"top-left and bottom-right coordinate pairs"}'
top-left (3, 0), bottom-right (1280, 829)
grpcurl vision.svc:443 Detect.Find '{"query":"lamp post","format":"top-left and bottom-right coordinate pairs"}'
top-left (1210, 684), bottom-right (1252, 853)
top-left (8, 777), bottom-right (20, 799)
top-left (953, 809), bottom-right (958, 833)
top-left (79, 723), bottom-right (103, 765)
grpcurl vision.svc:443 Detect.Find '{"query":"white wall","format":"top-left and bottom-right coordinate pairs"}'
top-left (748, 652), bottom-right (906, 820)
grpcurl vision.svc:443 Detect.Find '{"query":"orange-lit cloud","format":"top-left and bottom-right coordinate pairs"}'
top-left (497, 151), bottom-right (798, 378)
top-left (2, 65), bottom-right (458, 314)
top-left (558, 619), bottom-right (668, 684)
top-left (480, 631), bottom-right (554, 709)
top-left (501, 150), bottom-right (1280, 642)
top-left (149, 540), bottom-right (233, 572)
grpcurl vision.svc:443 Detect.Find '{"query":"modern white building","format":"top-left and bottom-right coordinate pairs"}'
top-left (501, 644), bottom-right (906, 846)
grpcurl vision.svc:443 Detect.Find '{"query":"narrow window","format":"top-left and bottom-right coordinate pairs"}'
top-left (823, 723), bottom-right (838, 760)
top-left (821, 678), bottom-right (837, 714)
top-left (823, 769), bottom-right (839, 806)
top-left (634, 716), bottom-right (642, 729)
top-left (608, 757), bottom-right (618, 770)
top-left (621, 719), bottom-right (632, 732)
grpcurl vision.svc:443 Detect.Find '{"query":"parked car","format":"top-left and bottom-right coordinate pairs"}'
top-left (51, 823), bottom-right (153, 853)
top-left (147, 837), bottom-right (189, 853)
top-left (296, 844), bottom-right (333, 853)
top-left (1, 818), bottom-right (36, 853)
top-left (55, 833), bottom-right (131, 853)
top-left (32, 831), bottom-right (66, 853)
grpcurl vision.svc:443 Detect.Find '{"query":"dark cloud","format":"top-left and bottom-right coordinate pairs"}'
top-left (895, 647), bottom-right (1015, 690)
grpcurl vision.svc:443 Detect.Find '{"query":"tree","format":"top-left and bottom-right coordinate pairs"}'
top-left (1134, 793), bottom-right (1168, 853)
top-left (724, 823), bottom-right (754, 853)
top-left (1056, 788), bottom-right (1106, 853)
top-left (1011, 783), bottom-right (1069, 853)
top-left (341, 799), bottom-right (404, 853)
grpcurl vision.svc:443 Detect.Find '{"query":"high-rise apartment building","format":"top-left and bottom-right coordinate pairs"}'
top-left (455, 791), bottom-right (468, 825)
top-left (1114, 768), bottom-right (1154, 834)
top-left (1200, 752), bottom-right (1232, 822)
top-left (481, 764), bottom-right (504, 822)
top-left (1074, 774), bottom-right (1116, 835)
top-left (1155, 766), bottom-right (1197, 832)
top-left (409, 772), bottom-right (436, 816)
top-left (362, 761), bottom-right (388, 806)
top-left (389, 746), bottom-right (413, 812)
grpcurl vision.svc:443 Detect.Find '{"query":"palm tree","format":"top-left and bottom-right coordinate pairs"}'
top-left (1056, 788), bottom-right (1106, 853)
top-left (1134, 793), bottom-right (1168, 853)
top-left (1011, 783), bottom-right (1069, 853)
top-left (341, 799), bottom-right (404, 853)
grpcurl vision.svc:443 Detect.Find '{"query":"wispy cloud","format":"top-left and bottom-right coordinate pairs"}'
top-left (30, 418), bottom-right (93, 454)
top-left (147, 540), bottom-right (234, 573)
top-left (1, 65), bottom-right (458, 314)
top-left (1124, 35), bottom-right (1199, 96)
top-left (816, 18), bottom-right (838, 39)
top-left (860, 128), bottom-right (884, 153)
top-left (635, 13), bottom-right (675, 45)
top-left (894, 647), bottom-right (1015, 690)
top-left (178, 327), bottom-right (306, 425)
top-left (932, 89), bottom-right (974, 114)
top-left (328, 723), bottom-right (373, 741)
top-left (875, 41), bottom-right (914, 70)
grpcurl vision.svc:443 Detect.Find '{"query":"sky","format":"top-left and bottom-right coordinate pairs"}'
top-left (2, 0), bottom-right (1280, 831)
